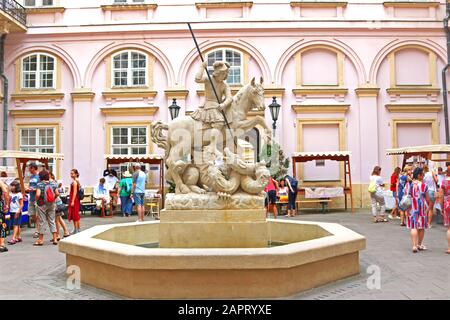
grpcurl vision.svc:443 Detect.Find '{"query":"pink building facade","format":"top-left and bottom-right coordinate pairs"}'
top-left (1, 0), bottom-right (449, 207)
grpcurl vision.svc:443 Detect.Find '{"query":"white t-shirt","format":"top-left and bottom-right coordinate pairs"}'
top-left (9, 192), bottom-right (23, 213)
top-left (423, 172), bottom-right (436, 191)
top-left (104, 175), bottom-right (118, 191)
top-left (278, 186), bottom-right (288, 196)
top-left (369, 175), bottom-right (384, 194)
top-left (437, 174), bottom-right (445, 188)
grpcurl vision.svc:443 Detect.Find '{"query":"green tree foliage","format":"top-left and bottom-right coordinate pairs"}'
top-left (260, 142), bottom-right (290, 181)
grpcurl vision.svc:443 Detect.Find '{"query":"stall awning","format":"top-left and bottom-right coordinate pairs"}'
top-left (386, 145), bottom-right (450, 155)
top-left (104, 154), bottom-right (163, 160)
top-left (292, 151), bottom-right (351, 158)
top-left (0, 150), bottom-right (64, 160)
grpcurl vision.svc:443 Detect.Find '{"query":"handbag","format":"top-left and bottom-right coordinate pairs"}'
top-left (399, 194), bottom-right (412, 210)
top-left (368, 182), bottom-right (377, 193)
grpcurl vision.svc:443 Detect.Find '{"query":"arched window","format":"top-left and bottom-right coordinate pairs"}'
top-left (21, 53), bottom-right (56, 89)
top-left (112, 50), bottom-right (147, 87)
top-left (206, 48), bottom-right (243, 85)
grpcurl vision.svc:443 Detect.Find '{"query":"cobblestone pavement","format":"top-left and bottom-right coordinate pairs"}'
top-left (0, 210), bottom-right (449, 300)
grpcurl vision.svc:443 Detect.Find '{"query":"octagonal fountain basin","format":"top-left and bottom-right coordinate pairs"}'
top-left (58, 219), bottom-right (365, 299)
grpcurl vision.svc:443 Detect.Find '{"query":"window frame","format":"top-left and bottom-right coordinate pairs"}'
top-left (111, 50), bottom-right (149, 88)
top-left (205, 48), bottom-right (244, 86)
top-left (20, 52), bottom-right (57, 90)
top-left (110, 126), bottom-right (149, 156)
top-left (23, 0), bottom-right (55, 7)
top-left (19, 127), bottom-right (57, 173)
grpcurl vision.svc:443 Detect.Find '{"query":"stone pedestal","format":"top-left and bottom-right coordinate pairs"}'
top-left (159, 208), bottom-right (268, 248)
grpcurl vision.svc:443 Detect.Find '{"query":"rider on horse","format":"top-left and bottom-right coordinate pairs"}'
top-left (191, 60), bottom-right (233, 156)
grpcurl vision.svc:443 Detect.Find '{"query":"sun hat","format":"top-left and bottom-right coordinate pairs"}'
top-left (122, 171), bottom-right (132, 178)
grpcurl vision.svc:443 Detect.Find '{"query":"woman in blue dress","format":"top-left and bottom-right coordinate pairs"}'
top-left (397, 165), bottom-right (412, 227)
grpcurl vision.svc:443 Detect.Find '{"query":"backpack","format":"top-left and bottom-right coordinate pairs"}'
top-left (78, 185), bottom-right (85, 201)
top-left (44, 184), bottom-right (55, 203)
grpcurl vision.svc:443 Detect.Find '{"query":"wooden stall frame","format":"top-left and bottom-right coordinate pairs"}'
top-left (292, 151), bottom-right (354, 213)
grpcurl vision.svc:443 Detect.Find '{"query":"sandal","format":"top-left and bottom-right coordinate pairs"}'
top-left (63, 234), bottom-right (70, 238)
top-left (373, 218), bottom-right (379, 223)
top-left (445, 250), bottom-right (450, 254)
top-left (0, 246), bottom-right (8, 253)
top-left (412, 246), bottom-right (418, 253)
top-left (17, 237), bottom-right (22, 242)
top-left (7, 239), bottom-right (17, 245)
top-left (49, 238), bottom-right (61, 242)
top-left (401, 223), bottom-right (406, 227)
top-left (418, 245), bottom-right (427, 251)
top-left (33, 232), bottom-right (39, 239)
top-left (33, 241), bottom-right (43, 246)
top-left (52, 241), bottom-right (58, 246)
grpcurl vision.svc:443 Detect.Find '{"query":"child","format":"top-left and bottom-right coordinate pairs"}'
top-left (8, 180), bottom-right (24, 245)
top-left (0, 180), bottom-right (10, 252)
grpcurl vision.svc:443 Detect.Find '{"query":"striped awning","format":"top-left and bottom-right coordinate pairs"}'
top-left (0, 150), bottom-right (64, 160)
top-left (386, 145), bottom-right (450, 155)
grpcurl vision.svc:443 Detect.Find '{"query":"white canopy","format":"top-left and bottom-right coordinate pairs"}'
top-left (292, 151), bottom-right (351, 158)
top-left (386, 145), bottom-right (450, 155)
top-left (0, 150), bottom-right (64, 160)
top-left (104, 154), bottom-right (163, 160)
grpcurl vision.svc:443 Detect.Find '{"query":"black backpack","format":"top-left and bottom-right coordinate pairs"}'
top-left (77, 184), bottom-right (85, 201)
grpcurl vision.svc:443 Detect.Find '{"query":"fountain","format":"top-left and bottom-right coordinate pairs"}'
top-left (59, 60), bottom-right (365, 299)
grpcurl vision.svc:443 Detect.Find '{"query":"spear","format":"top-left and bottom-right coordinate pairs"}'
top-left (187, 23), bottom-right (237, 148)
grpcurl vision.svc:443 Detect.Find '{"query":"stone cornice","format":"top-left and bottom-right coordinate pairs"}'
top-left (292, 87), bottom-right (348, 96)
top-left (71, 90), bottom-right (95, 102)
top-left (355, 87), bottom-right (380, 97)
top-left (164, 89), bottom-right (189, 99)
top-left (26, 7), bottom-right (66, 14)
top-left (100, 106), bottom-right (159, 117)
top-left (386, 87), bottom-right (441, 96)
top-left (9, 108), bottom-right (66, 118)
top-left (292, 104), bottom-right (350, 114)
top-left (195, 1), bottom-right (253, 9)
top-left (290, 1), bottom-right (347, 8)
top-left (101, 4), bottom-right (158, 11)
top-left (383, 1), bottom-right (439, 8)
top-left (102, 89), bottom-right (158, 100)
top-left (263, 87), bottom-right (285, 98)
top-left (11, 92), bottom-right (65, 101)
top-left (385, 103), bottom-right (442, 113)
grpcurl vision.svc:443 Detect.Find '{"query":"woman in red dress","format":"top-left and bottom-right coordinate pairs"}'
top-left (68, 169), bottom-right (81, 234)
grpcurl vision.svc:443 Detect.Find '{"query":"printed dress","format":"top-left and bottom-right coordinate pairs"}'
top-left (404, 181), bottom-right (429, 230)
top-left (440, 178), bottom-right (450, 227)
top-left (0, 189), bottom-right (5, 239)
top-left (397, 174), bottom-right (408, 204)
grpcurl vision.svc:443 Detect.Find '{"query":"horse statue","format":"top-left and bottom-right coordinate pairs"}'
top-left (152, 77), bottom-right (271, 195)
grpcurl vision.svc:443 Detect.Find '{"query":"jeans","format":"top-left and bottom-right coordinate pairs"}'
top-left (120, 196), bottom-right (133, 216)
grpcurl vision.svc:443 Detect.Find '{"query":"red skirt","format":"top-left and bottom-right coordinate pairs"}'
top-left (68, 199), bottom-right (80, 222)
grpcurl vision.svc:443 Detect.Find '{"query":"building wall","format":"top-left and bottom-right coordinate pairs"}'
top-left (4, 0), bottom-right (450, 208)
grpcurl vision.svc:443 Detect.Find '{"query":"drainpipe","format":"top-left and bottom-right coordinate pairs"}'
top-left (442, 2), bottom-right (450, 145)
top-left (0, 34), bottom-right (8, 165)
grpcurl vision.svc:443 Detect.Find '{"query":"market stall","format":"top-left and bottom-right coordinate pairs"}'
top-left (0, 150), bottom-right (65, 227)
top-left (104, 154), bottom-right (165, 212)
top-left (386, 144), bottom-right (450, 168)
top-left (292, 151), bottom-right (354, 212)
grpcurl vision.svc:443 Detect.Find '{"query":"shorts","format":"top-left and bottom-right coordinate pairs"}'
top-left (55, 204), bottom-right (66, 217)
top-left (288, 191), bottom-right (297, 210)
top-left (265, 190), bottom-right (277, 207)
top-left (10, 212), bottom-right (22, 227)
top-left (28, 201), bottom-right (37, 217)
top-left (0, 213), bottom-right (6, 238)
top-left (133, 193), bottom-right (145, 206)
top-left (428, 190), bottom-right (436, 203)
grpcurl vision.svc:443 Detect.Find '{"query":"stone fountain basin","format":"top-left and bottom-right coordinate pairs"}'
top-left (59, 220), bottom-right (365, 299)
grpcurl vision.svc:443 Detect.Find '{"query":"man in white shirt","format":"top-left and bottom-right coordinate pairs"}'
top-left (104, 172), bottom-right (118, 191)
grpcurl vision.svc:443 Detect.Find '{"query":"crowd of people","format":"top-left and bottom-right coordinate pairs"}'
top-left (369, 164), bottom-right (450, 254)
top-left (264, 175), bottom-right (298, 219)
top-left (0, 162), bottom-right (150, 253)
